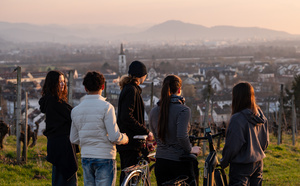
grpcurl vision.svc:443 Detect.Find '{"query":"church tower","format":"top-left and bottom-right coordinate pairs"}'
top-left (119, 43), bottom-right (126, 74)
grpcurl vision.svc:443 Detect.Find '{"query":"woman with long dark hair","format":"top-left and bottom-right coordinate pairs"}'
top-left (149, 75), bottom-right (201, 186)
top-left (220, 82), bottom-right (269, 186)
top-left (39, 70), bottom-right (78, 186)
top-left (117, 61), bottom-right (154, 184)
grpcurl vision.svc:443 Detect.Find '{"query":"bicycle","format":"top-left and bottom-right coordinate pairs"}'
top-left (165, 127), bottom-right (227, 186)
top-left (189, 127), bottom-right (228, 186)
top-left (121, 135), bottom-right (156, 186)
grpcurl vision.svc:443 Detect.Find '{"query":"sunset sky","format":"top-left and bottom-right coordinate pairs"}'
top-left (1, 0), bottom-right (300, 34)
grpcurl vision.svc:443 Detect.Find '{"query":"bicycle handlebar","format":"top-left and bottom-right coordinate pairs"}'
top-left (189, 128), bottom-right (225, 146)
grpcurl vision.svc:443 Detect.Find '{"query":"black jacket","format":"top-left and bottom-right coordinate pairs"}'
top-left (117, 81), bottom-right (149, 151)
top-left (39, 94), bottom-right (72, 138)
top-left (39, 94), bottom-right (78, 180)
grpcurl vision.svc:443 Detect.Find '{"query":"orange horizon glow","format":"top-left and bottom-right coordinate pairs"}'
top-left (1, 0), bottom-right (300, 35)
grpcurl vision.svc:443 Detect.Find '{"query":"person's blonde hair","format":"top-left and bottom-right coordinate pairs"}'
top-left (119, 75), bottom-right (138, 90)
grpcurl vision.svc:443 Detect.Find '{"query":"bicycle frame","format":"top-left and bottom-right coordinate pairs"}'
top-left (122, 159), bottom-right (150, 186)
top-left (190, 127), bottom-right (228, 186)
top-left (203, 129), bottom-right (218, 186)
top-left (121, 135), bottom-right (156, 186)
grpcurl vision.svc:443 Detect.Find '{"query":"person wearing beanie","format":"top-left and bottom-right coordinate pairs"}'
top-left (127, 60), bottom-right (147, 78)
top-left (117, 61), bottom-right (154, 184)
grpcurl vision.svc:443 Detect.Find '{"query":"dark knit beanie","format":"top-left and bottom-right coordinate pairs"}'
top-left (128, 61), bottom-right (147, 77)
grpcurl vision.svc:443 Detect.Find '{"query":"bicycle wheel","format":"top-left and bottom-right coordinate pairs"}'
top-left (121, 170), bottom-right (150, 186)
top-left (214, 169), bottom-right (228, 186)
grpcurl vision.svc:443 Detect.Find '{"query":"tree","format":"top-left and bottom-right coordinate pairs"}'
top-left (182, 84), bottom-right (199, 123)
top-left (182, 84), bottom-right (196, 98)
top-left (284, 75), bottom-right (300, 133)
top-left (291, 75), bottom-right (300, 112)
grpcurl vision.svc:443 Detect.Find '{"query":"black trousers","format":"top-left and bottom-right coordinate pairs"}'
top-left (229, 160), bottom-right (263, 186)
top-left (119, 150), bottom-right (140, 185)
top-left (155, 158), bottom-right (196, 186)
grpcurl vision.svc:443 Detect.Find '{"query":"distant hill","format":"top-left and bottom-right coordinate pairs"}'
top-left (131, 20), bottom-right (294, 41)
top-left (0, 22), bottom-right (146, 43)
top-left (0, 20), bottom-right (298, 43)
top-left (140, 20), bottom-right (209, 39)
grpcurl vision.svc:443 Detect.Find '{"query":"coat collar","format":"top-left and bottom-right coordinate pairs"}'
top-left (81, 94), bottom-right (106, 101)
top-left (130, 80), bottom-right (142, 94)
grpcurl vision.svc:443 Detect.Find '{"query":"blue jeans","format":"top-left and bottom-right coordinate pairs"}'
top-left (82, 158), bottom-right (116, 186)
top-left (52, 165), bottom-right (77, 186)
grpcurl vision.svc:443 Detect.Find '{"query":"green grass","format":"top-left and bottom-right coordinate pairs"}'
top-left (262, 134), bottom-right (300, 185)
top-left (0, 133), bottom-right (299, 185)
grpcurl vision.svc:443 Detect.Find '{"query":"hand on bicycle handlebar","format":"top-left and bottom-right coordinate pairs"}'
top-left (190, 146), bottom-right (201, 156)
top-left (147, 131), bottom-right (154, 141)
top-left (123, 133), bottom-right (129, 145)
top-left (147, 143), bottom-right (155, 151)
top-left (147, 140), bottom-right (157, 152)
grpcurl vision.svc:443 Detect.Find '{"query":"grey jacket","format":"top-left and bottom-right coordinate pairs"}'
top-left (149, 96), bottom-right (192, 161)
top-left (221, 108), bottom-right (269, 169)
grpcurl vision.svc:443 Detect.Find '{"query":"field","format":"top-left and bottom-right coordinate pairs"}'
top-left (0, 133), bottom-right (299, 185)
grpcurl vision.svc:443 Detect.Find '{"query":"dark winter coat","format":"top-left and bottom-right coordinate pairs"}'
top-left (117, 81), bottom-right (149, 151)
top-left (39, 94), bottom-right (78, 180)
top-left (221, 108), bottom-right (269, 169)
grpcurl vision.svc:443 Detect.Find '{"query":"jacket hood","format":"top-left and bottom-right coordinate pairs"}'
top-left (241, 108), bottom-right (266, 126)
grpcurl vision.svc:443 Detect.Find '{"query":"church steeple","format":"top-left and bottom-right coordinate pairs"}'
top-left (118, 43), bottom-right (126, 74)
top-left (120, 43), bottom-right (125, 55)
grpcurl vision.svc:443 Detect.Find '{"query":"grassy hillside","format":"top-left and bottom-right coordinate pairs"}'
top-left (0, 133), bottom-right (299, 185)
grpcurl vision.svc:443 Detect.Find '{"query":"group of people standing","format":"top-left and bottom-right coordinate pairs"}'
top-left (39, 60), bottom-right (269, 186)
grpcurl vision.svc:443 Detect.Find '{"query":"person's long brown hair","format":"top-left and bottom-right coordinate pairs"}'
top-left (158, 75), bottom-right (182, 142)
top-left (231, 82), bottom-right (259, 116)
top-left (41, 70), bottom-right (68, 102)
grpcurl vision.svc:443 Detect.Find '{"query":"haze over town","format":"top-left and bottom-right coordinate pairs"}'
top-left (1, 0), bottom-right (300, 136)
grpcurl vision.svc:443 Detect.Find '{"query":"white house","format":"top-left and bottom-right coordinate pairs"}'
top-left (258, 73), bottom-right (275, 82)
top-left (213, 95), bottom-right (232, 109)
top-left (212, 107), bottom-right (231, 123)
top-left (210, 76), bottom-right (222, 92)
top-left (144, 95), bottom-right (159, 107)
top-left (152, 78), bottom-right (162, 86)
top-left (147, 67), bottom-right (158, 80)
top-left (277, 66), bottom-right (287, 75)
top-left (183, 77), bottom-right (198, 85)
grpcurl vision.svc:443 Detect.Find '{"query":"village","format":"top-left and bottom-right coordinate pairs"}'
top-left (1, 43), bottom-right (300, 139)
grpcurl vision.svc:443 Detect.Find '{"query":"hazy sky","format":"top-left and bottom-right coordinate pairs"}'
top-left (1, 0), bottom-right (300, 34)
